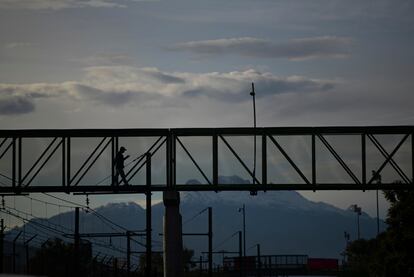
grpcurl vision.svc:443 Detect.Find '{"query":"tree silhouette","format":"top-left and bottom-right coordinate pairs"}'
top-left (29, 238), bottom-right (92, 277)
top-left (346, 188), bottom-right (414, 277)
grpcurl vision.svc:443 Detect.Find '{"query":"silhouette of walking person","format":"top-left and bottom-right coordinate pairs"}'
top-left (114, 146), bottom-right (130, 186)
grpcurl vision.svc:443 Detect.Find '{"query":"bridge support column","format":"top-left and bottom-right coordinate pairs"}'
top-left (163, 191), bottom-right (183, 277)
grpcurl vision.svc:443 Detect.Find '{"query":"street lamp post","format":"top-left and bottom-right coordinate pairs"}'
top-left (372, 170), bottom-right (382, 236)
top-left (351, 204), bottom-right (362, 239)
top-left (343, 231), bottom-right (350, 265)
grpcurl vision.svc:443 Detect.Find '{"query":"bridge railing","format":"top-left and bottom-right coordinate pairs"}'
top-left (0, 126), bottom-right (412, 193)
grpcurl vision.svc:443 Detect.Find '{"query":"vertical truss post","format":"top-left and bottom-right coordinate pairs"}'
top-left (208, 207), bottom-right (213, 277)
top-left (12, 137), bottom-right (16, 188)
top-left (18, 137), bottom-right (22, 187)
top-left (362, 134), bottom-right (366, 184)
top-left (167, 134), bottom-right (172, 188)
top-left (173, 135), bottom-right (177, 186)
top-left (111, 137), bottom-right (115, 186)
top-left (262, 135), bottom-right (267, 186)
top-left (312, 134), bottom-right (316, 186)
top-left (62, 137), bottom-right (66, 187)
top-left (67, 137), bottom-right (71, 187)
top-left (146, 152), bottom-right (152, 277)
top-left (115, 137), bottom-right (119, 186)
top-left (213, 134), bottom-right (218, 186)
top-left (173, 133), bottom-right (176, 187)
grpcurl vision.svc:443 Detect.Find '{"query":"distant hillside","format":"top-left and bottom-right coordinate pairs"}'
top-left (6, 175), bottom-right (385, 263)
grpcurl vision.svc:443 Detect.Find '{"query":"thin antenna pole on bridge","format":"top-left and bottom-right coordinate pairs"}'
top-left (250, 83), bottom-right (257, 193)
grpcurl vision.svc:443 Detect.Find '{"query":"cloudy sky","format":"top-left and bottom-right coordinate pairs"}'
top-left (0, 0), bottom-right (413, 222)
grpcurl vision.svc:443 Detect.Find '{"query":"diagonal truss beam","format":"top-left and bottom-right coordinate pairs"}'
top-left (125, 136), bottom-right (164, 179)
top-left (21, 137), bottom-right (58, 184)
top-left (219, 135), bottom-right (261, 185)
top-left (25, 139), bottom-right (63, 187)
top-left (367, 134), bottom-right (411, 184)
top-left (0, 139), bottom-right (13, 160)
top-left (267, 135), bottom-right (311, 185)
top-left (317, 134), bottom-right (361, 184)
top-left (368, 133), bottom-right (410, 184)
top-left (73, 138), bottom-right (112, 187)
top-left (176, 136), bottom-right (211, 185)
top-left (0, 138), bottom-right (8, 150)
top-left (70, 137), bottom-right (108, 185)
top-left (126, 137), bottom-right (166, 183)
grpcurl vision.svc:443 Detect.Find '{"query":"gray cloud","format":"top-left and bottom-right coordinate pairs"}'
top-left (183, 75), bottom-right (334, 102)
top-left (145, 71), bottom-right (185, 84)
top-left (0, 0), bottom-right (157, 10)
top-left (4, 42), bottom-right (37, 49)
top-left (0, 96), bottom-right (35, 115)
top-left (170, 36), bottom-right (353, 60)
top-left (0, 0), bottom-right (125, 10)
top-left (72, 83), bottom-right (157, 106)
top-left (0, 67), bottom-right (335, 115)
top-left (81, 53), bottom-right (133, 66)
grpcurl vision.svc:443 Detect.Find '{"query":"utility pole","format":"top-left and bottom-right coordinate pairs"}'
top-left (24, 234), bottom-right (37, 274)
top-left (13, 230), bottom-right (22, 273)
top-left (239, 205), bottom-right (246, 257)
top-left (208, 207), bottom-right (213, 277)
top-left (343, 231), bottom-right (350, 265)
top-left (238, 231), bottom-right (242, 277)
top-left (376, 189), bottom-right (380, 235)
top-left (74, 207), bottom-right (80, 276)
top-left (166, 207), bottom-right (212, 276)
top-left (113, 257), bottom-right (118, 277)
top-left (0, 219), bottom-right (4, 274)
top-left (257, 244), bottom-right (261, 277)
top-left (199, 255), bottom-right (203, 275)
top-left (126, 231), bottom-right (131, 276)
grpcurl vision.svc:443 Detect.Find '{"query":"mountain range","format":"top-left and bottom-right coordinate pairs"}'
top-left (6, 175), bottom-right (386, 264)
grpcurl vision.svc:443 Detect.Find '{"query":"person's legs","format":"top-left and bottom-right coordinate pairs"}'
top-left (120, 169), bottom-right (129, 185)
top-left (113, 169), bottom-right (120, 186)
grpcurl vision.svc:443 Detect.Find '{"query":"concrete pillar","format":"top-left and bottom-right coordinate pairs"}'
top-left (163, 191), bottom-right (183, 277)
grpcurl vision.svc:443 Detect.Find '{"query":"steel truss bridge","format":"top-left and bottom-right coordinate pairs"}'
top-left (1, 126), bottom-right (413, 277)
top-left (0, 126), bottom-right (413, 194)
